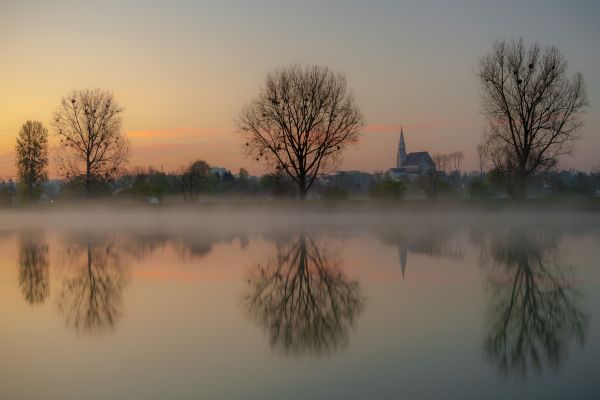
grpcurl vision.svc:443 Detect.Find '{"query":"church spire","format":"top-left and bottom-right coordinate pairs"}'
top-left (397, 125), bottom-right (407, 168)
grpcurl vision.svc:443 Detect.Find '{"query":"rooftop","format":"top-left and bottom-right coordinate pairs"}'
top-left (403, 152), bottom-right (434, 166)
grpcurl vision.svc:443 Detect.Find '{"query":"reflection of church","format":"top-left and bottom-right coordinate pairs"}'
top-left (388, 228), bottom-right (465, 280)
top-left (398, 247), bottom-right (408, 279)
top-left (388, 127), bottom-right (435, 180)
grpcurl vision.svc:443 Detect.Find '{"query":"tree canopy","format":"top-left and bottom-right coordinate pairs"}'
top-left (478, 39), bottom-right (588, 198)
top-left (15, 120), bottom-right (49, 202)
top-left (53, 89), bottom-right (129, 196)
top-left (238, 64), bottom-right (365, 198)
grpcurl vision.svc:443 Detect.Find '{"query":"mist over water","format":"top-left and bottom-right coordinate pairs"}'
top-left (1, 207), bottom-right (599, 399)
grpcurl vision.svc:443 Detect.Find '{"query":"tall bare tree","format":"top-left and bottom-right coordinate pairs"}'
top-left (476, 144), bottom-right (485, 177)
top-left (478, 39), bottom-right (588, 198)
top-left (238, 65), bottom-right (365, 199)
top-left (15, 120), bottom-right (48, 202)
top-left (432, 153), bottom-right (450, 174)
top-left (53, 89), bottom-right (129, 196)
top-left (449, 151), bottom-right (464, 177)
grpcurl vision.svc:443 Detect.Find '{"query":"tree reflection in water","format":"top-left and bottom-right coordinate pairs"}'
top-left (56, 235), bottom-right (130, 336)
top-left (481, 227), bottom-right (589, 377)
top-left (18, 231), bottom-right (50, 305)
top-left (244, 235), bottom-right (363, 356)
top-left (52, 230), bottom-right (247, 335)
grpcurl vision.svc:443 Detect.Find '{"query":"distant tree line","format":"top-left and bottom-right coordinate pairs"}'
top-left (2, 161), bottom-right (599, 205)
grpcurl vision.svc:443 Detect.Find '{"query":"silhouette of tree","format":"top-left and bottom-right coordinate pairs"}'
top-left (0, 179), bottom-right (17, 206)
top-left (53, 89), bottom-right (129, 196)
top-left (238, 65), bottom-right (365, 199)
top-left (481, 227), bottom-right (588, 377)
top-left (449, 151), bottom-right (464, 180)
top-left (18, 232), bottom-right (49, 305)
top-left (15, 121), bottom-right (49, 202)
top-left (369, 172), bottom-right (406, 200)
top-left (432, 153), bottom-right (450, 175)
top-left (128, 166), bottom-right (169, 201)
top-left (431, 151), bottom-right (463, 185)
top-left (236, 168), bottom-right (251, 192)
top-left (244, 235), bottom-right (363, 356)
top-left (476, 144), bottom-right (486, 177)
top-left (181, 159), bottom-right (211, 201)
top-left (56, 235), bottom-right (130, 335)
top-left (478, 39), bottom-right (588, 198)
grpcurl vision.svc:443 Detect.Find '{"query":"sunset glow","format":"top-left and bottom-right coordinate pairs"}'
top-left (1, 0), bottom-right (598, 180)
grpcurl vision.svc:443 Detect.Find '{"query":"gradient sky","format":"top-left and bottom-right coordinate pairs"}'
top-left (1, 0), bottom-right (599, 178)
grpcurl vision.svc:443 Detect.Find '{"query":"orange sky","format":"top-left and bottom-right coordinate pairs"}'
top-left (1, 1), bottom-right (598, 179)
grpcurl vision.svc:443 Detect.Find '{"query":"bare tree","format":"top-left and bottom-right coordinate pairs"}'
top-left (432, 153), bottom-right (450, 174)
top-left (53, 89), bottom-right (129, 196)
top-left (238, 65), bottom-right (365, 199)
top-left (449, 151), bottom-right (464, 177)
top-left (478, 39), bottom-right (588, 198)
top-left (476, 144), bottom-right (486, 177)
top-left (15, 121), bottom-right (48, 202)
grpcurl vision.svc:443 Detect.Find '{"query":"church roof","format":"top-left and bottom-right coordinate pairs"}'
top-left (403, 152), bottom-right (434, 167)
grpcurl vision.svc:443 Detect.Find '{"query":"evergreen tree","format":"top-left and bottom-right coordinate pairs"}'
top-left (15, 121), bottom-right (49, 202)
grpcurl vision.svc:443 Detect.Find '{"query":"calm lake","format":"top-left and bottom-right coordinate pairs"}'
top-left (1, 209), bottom-right (599, 399)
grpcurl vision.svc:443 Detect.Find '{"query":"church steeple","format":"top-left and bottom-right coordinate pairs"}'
top-left (397, 125), bottom-right (407, 168)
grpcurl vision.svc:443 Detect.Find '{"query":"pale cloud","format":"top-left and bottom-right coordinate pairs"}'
top-left (127, 127), bottom-right (232, 139)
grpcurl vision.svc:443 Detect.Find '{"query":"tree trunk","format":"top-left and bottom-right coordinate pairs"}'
top-left (299, 186), bottom-right (307, 200)
top-left (86, 158), bottom-right (91, 198)
top-left (512, 172), bottom-right (528, 200)
top-left (29, 172), bottom-right (34, 203)
top-left (298, 176), bottom-right (308, 200)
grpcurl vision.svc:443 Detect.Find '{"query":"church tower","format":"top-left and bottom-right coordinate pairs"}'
top-left (397, 126), bottom-right (407, 168)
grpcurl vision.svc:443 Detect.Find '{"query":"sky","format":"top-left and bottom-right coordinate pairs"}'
top-left (0, 0), bottom-right (599, 178)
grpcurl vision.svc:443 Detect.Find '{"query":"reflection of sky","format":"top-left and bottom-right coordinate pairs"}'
top-left (1, 1), bottom-right (599, 178)
top-left (0, 227), bottom-right (599, 399)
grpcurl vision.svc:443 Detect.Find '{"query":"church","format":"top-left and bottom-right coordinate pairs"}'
top-left (387, 127), bottom-right (435, 180)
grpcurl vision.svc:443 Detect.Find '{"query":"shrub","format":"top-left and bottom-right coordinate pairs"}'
top-left (370, 176), bottom-right (406, 200)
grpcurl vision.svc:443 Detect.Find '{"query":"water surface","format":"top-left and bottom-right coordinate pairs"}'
top-left (1, 210), bottom-right (599, 399)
